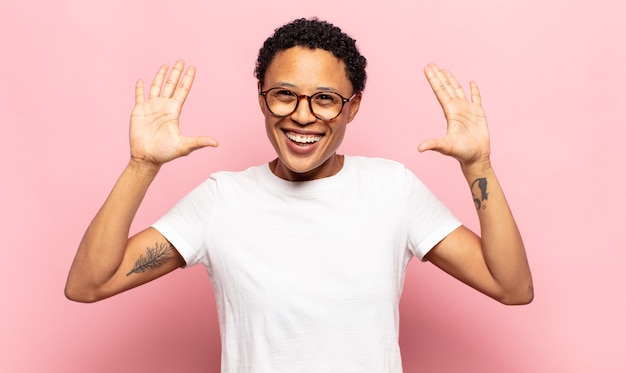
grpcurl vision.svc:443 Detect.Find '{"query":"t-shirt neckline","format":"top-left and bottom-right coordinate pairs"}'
top-left (257, 155), bottom-right (355, 194)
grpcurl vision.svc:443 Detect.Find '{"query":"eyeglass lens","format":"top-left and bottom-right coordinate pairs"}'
top-left (264, 88), bottom-right (346, 120)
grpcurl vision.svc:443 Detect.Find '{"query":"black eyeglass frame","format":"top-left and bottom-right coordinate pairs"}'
top-left (259, 87), bottom-right (357, 121)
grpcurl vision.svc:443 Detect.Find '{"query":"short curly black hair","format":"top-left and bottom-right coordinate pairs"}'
top-left (255, 18), bottom-right (367, 94)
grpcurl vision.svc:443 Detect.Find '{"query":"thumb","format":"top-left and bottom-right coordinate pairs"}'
top-left (418, 137), bottom-right (451, 155)
top-left (418, 138), bottom-right (437, 152)
top-left (179, 135), bottom-right (219, 156)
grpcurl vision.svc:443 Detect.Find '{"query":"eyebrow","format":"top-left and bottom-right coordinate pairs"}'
top-left (272, 82), bottom-right (340, 93)
top-left (274, 82), bottom-right (296, 88)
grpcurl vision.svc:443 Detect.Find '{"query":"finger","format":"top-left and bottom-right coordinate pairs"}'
top-left (424, 63), bottom-right (453, 106)
top-left (135, 79), bottom-right (144, 104)
top-left (173, 65), bottom-right (196, 105)
top-left (417, 138), bottom-right (436, 153)
top-left (433, 65), bottom-right (458, 99)
top-left (470, 81), bottom-right (482, 105)
top-left (417, 137), bottom-right (451, 155)
top-left (162, 60), bottom-right (185, 98)
top-left (179, 135), bottom-right (219, 156)
top-left (427, 63), bottom-right (456, 98)
top-left (443, 69), bottom-right (466, 100)
top-left (149, 64), bottom-right (168, 99)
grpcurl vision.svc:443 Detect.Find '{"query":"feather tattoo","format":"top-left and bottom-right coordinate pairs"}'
top-left (126, 242), bottom-right (174, 276)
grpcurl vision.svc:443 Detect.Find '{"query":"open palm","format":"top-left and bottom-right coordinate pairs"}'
top-left (418, 63), bottom-right (490, 166)
top-left (130, 60), bottom-right (217, 166)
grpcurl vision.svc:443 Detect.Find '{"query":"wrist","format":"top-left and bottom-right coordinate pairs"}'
top-left (127, 157), bottom-right (161, 177)
top-left (460, 157), bottom-right (493, 179)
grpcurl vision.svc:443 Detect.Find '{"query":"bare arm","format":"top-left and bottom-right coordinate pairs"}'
top-left (65, 60), bottom-right (218, 302)
top-left (419, 63), bottom-right (533, 305)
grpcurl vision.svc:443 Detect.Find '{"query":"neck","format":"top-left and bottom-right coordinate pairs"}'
top-left (270, 154), bottom-right (344, 181)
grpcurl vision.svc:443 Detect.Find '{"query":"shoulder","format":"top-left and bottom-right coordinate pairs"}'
top-left (347, 155), bottom-right (419, 183)
top-left (347, 156), bottom-right (439, 202)
top-left (210, 164), bottom-right (264, 180)
top-left (206, 164), bottom-right (267, 188)
top-left (170, 165), bottom-right (267, 208)
top-left (347, 155), bottom-right (409, 174)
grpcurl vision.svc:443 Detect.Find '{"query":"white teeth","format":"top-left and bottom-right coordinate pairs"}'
top-left (286, 132), bottom-right (322, 144)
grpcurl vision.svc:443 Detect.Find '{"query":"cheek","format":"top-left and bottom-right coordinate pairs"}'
top-left (334, 127), bottom-right (347, 144)
top-left (264, 117), bottom-right (283, 144)
top-left (264, 115), bottom-right (279, 130)
top-left (326, 123), bottom-right (347, 147)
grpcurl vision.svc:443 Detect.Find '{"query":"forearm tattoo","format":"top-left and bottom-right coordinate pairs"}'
top-left (471, 177), bottom-right (489, 210)
top-left (126, 242), bottom-right (174, 276)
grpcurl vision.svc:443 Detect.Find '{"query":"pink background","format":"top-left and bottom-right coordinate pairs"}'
top-left (2, 0), bottom-right (625, 372)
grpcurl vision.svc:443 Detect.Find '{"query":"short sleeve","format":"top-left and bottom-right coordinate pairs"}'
top-left (151, 178), bottom-right (215, 268)
top-left (404, 168), bottom-right (462, 260)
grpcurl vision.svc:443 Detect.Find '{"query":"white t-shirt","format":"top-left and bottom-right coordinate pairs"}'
top-left (153, 155), bottom-right (461, 373)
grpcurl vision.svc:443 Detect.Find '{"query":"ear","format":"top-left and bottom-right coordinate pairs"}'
top-left (257, 82), bottom-right (266, 113)
top-left (346, 93), bottom-right (362, 123)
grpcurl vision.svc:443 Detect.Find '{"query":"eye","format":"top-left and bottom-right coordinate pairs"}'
top-left (271, 89), bottom-right (296, 101)
top-left (313, 92), bottom-right (341, 106)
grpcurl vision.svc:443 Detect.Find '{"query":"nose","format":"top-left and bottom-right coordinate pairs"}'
top-left (290, 96), bottom-right (317, 125)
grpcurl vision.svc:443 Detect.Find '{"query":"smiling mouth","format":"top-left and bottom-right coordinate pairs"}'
top-left (285, 131), bottom-right (323, 146)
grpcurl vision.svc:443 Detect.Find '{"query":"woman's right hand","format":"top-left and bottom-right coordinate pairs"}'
top-left (130, 60), bottom-right (218, 167)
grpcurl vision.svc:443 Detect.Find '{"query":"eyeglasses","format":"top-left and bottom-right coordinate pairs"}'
top-left (259, 87), bottom-right (356, 121)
